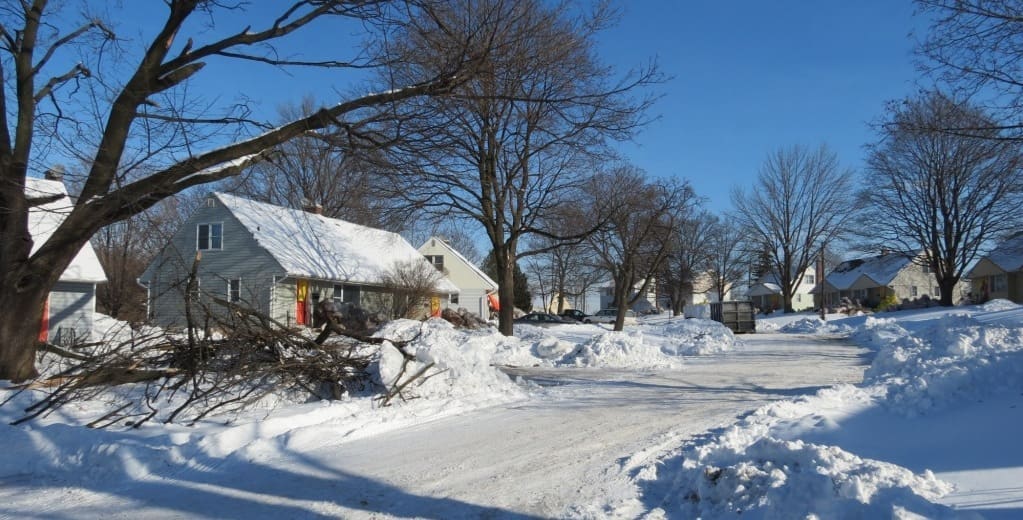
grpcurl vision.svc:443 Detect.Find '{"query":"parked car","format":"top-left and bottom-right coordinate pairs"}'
top-left (586, 308), bottom-right (638, 325)
top-left (558, 309), bottom-right (590, 322)
top-left (513, 312), bottom-right (578, 327)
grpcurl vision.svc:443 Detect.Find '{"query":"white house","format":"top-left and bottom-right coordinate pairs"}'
top-left (747, 268), bottom-right (818, 312)
top-left (27, 177), bottom-right (108, 345)
top-left (418, 236), bottom-right (498, 317)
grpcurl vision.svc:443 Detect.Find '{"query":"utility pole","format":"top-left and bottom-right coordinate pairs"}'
top-left (818, 248), bottom-right (826, 321)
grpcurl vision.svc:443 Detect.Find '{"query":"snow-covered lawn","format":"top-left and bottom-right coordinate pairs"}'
top-left (1, 303), bottom-right (1021, 518)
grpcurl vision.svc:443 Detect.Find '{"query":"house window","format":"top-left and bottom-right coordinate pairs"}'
top-left (450, 293), bottom-right (459, 305)
top-left (333, 284), bottom-right (361, 305)
top-left (424, 255), bottom-right (444, 272)
top-left (993, 274), bottom-right (1008, 292)
top-left (228, 279), bottom-right (241, 303)
top-left (803, 274), bottom-right (815, 285)
top-left (933, 286), bottom-right (940, 297)
top-left (910, 286), bottom-right (918, 297)
top-left (197, 223), bottom-right (223, 250)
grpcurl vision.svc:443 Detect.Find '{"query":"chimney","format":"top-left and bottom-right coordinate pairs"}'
top-left (300, 198), bottom-right (323, 215)
top-left (44, 165), bottom-right (65, 183)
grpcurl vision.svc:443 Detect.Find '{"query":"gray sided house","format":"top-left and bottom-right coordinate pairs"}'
top-left (819, 251), bottom-right (965, 308)
top-left (140, 193), bottom-right (458, 330)
top-left (27, 177), bottom-right (108, 345)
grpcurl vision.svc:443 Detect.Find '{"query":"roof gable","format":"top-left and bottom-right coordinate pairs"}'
top-left (418, 236), bottom-right (498, 290)
top-left (25, 178), bottom-right (106, 283)
top-left (983, 233), bottom-right (1023, 273)
top-left (214, 193), bottom-right (457, 292)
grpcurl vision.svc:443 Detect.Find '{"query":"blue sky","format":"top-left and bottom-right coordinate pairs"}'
top-left (601, 1), bottom-right (926, 213)
top-left (89, 1), bottom-right (926, 215)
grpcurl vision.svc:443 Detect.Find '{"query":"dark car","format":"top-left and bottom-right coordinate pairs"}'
top-left (558, 309), bottom-right (590, 322)
top-left (513, 312), bottom-right (578, 327)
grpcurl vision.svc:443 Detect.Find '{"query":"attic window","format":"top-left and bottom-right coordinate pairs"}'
top-left (424, 255), bottom-right (444, 272)
top-left (197, 222), bottom-right (223, 250)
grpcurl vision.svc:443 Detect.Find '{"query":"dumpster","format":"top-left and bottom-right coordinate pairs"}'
top-left (710, 301), bottom-right (756, 334)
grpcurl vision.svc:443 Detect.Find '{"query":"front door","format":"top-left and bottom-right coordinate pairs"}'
top-left (296, 279), bottom-right (309, 326)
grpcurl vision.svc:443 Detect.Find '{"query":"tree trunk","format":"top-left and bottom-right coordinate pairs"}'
top-left (495, 245), bottom-right (517, 336)
top-left (612, 279), bottom-right (629, 332)
top-left (0, 280), bottom-right (49, 382)
top-left (938, 276), bottom-right (957, 306)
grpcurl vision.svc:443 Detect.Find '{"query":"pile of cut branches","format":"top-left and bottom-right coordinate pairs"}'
top-left (2, 297), bottom-right (405, 428)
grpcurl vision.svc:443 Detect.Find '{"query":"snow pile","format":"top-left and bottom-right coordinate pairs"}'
top-left (373, 318), bottom-right (527, 401)
top-left (779, 317), bottom-right (854, 335)
top-left (977, 298), bottom-right (1021, 312)
top-left (627, 307), bottom-right (1023, 518)
top-left (864, 314), bottom-right (1023, 414)
top-left (664, 436), bottom-right (956, 519)
top-left (560, 330), bottom-right (684, 369)
top-left (656, 318), bottom-right (736, 355)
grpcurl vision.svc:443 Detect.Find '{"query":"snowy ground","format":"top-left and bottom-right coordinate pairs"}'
top-left (1, 304), bottom-right (1021, 518)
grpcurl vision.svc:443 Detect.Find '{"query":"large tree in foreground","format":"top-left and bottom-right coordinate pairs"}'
top-left (380, 0), bottom-right (660, 336)
top-left (917, 0), bottom-right (1023, 136)
top-left (0, 0), bottom-right (495, 382)
top-left (731, 145), bottom-right (856, 313)
top-left (861, 91), bottom-right (1023, 305)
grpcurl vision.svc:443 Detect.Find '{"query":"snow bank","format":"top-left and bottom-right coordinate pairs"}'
top-left (495, 319), bottom-right (738, 369)
top-left (779, 317), bottom-right (853, 335)
top-left (373, 318), bottom-right (527, 401)
top-left (664, 436), bottom-right (957, 519)
top-left (560, 331), bottom-right (684, 369)
top-left (863, 314), bottom-right (1023, 415)
top-left (656, 318), bottom-right (736, 355)
top-left (624, 305), bottom-right (1023, 518)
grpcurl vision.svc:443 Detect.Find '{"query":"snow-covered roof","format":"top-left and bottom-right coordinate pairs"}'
top-left (825, 253), bottom-right (913, 290)
top-left (748, 282), bottom-right (782, 296)
top-left (419, 236), bottom-right (498, 290)
top-left (25, 178), bottom-right (107, 283)
top-left (983, 233), bottom-right (1023, 273)
top-left (215, 193), bottom-right (458, 293)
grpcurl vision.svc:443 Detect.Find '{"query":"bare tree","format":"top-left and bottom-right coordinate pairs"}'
top-left (731, 145), bottom-right (856, 313)
top-left (658, 209), bottom-right (712, 316)
top-left (0, 1), bottom-right (499, 382)
top-left (706, 217), bottom-right (749, 304)
top-left (917, 0), bottom-right (1023, 136)
top-left (586, 166), bottom-right (697, 331)
top-left (227, 97), bottom-right (405, 231)
top-left (861, 91), bottom-right (1023, 305)
top-left (378, 0), bottom-right (661, 336)
top-left (92, 198), bottom-right (188, 323)
top-left (381, 259), bottom-right (446, 319)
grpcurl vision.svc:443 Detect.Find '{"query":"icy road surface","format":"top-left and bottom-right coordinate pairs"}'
top-left (12, 333), bottom-right (870, 519)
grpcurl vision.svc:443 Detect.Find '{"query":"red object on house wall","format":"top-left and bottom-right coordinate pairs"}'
top-left (38, 297), bottom-right (49, 342)
top-left (296, 279), bottom-right (309, 326)
top-left (487, 292), bottom-right (500, 312)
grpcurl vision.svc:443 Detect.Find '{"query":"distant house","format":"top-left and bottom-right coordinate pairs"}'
top-left (598, 280), bottom-right (658, 313)
top-left (27, 177), bottom-right (108, 345)
top-left (748, 268), bottom-right (818, 312)
top-left (819, 251), bottom-right (964, 308)
top-left (141, 193), bottom-right (458, 329)
top-left (418, 236), bottom-right (498, 317)
top-left (967, 233), bottom-right (1023, 303)
top-left (686, 271), bottom-right (731, 305)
